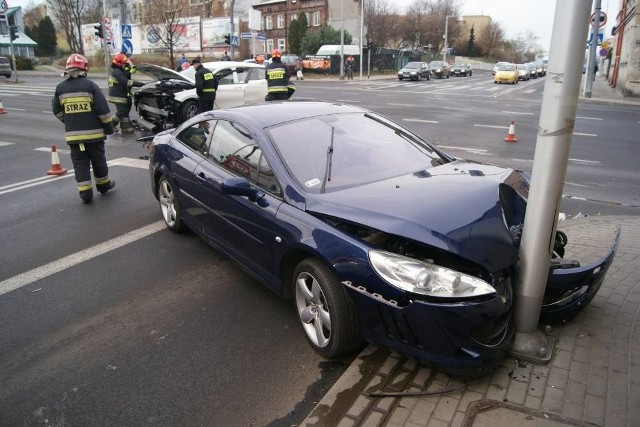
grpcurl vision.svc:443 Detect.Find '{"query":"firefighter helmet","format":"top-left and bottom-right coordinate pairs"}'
top-left (271, 49), bottom-right (282, 58)
top-left (112, 53), bottom-right (128, 67)
top-left (65, 53), bottom-right (89, 71)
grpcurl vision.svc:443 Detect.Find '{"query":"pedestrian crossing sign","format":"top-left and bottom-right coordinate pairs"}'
top-left (121, 24), bottom-right (132, 39)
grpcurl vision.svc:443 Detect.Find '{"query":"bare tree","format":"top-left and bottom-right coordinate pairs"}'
top-left (477, 19), bottom-right (504, 60)
top-left (46, 0), bottom-right (87, 53)
top-left (404, 0), bottom-right (462, 53)
top-left (140, 0), bottom-right (191, 67)
top-left (364, 0), bottom-right (402, 49)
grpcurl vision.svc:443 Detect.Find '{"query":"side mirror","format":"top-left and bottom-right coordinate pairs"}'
top-left (221, 177), bottom-right (268, 206)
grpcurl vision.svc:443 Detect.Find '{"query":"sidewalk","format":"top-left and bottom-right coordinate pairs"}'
top-left (302, 215), bottom-right (640, 427)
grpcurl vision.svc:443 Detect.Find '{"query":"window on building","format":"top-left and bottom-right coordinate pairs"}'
top-left (278, 39), bottom-right (286, 52)
top-left (266, 16), bottom-right (273, 30)
top-left (267, 39), bottom-right (274, 53)
top-left (305, 12), bottom-right (310, 26)
top-left (291, 13), bottom-right (298, 22)
top-left (277, 14), bottom-right (285, 29)
top-left (313, 11), bottom-right (321, 26)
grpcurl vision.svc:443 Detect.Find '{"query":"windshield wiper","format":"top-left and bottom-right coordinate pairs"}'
top-left (321, 126), bottom-right (335, 194)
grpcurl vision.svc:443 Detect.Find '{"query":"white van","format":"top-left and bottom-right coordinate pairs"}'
top-left (315, 45), bottom-right (360, 56)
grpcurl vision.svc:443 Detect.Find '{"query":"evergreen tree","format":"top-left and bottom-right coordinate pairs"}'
top-left (288, 19), bottom-right (300, 55)
top-left (37, 16), bottom-right (58, 56)
top-left (466, 25), bottom-right (476, 57)
top-left (297, 13), bottom-right (308, 55)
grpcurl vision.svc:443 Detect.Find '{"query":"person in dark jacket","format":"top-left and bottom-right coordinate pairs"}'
top-left (192, 57), bottom-right (218, 113)
top-left (108, 53), bottom-right (144, 134)
top-left (265, 49), bottom-right (291, 101)
top-left (52, 54), bottom-right (116, 204)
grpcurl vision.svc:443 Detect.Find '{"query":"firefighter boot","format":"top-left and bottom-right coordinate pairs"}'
top-left (120, 118), bottom-right (134, 134)
top-left (97, 180), bottom-right (116, 194)
top-left (80, 189), bottom-right (93, 204)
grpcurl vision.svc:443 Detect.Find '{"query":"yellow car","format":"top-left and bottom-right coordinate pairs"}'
top-left (494, 63), bottom-right (519, 84)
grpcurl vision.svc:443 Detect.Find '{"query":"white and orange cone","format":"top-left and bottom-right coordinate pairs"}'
top-left (504, 120), bottom-right (518, 143)
top-left (47, 145), bottom-right (68, 176)
top-left (0, 98), bottom-right (6, 114)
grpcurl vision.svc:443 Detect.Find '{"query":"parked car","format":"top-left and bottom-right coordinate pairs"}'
top-left (428, 60), bottom-right (451, 78)
top-left (525, 62), bottom-right (538, 78)
top-left (517, 64), bottom-right (531, 81)
top-left (492, 61), bottom-right (510, 75)
top-left (452, 63), bottom-right (472, 77)
top-left (397, 61), bottom-right (431, 81)
top-left (0, 56), bottom-right (12, 78)
top-left (280, 54), bottom-right (300, 74)
top-left (494, 63), bottom-right (519, 84)
top-left (148, 101), bottom-right (618, 377)
top-left (132, 61), bottom-right (267, 132)
top-left (535, 60), bottom-right (547, 77)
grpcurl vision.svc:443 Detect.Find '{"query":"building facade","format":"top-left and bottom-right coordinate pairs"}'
top-left (609, 0), bottom-right (639, 97)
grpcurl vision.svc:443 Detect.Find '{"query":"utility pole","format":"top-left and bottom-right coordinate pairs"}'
top-left (583, 0), bottom-right (602, 98)
top-left (339, 0), bottom-right (344, 79)
top-left (443, 15), bottom-right (453, 63)
top-left (229, 0), bottom-right (235, 60)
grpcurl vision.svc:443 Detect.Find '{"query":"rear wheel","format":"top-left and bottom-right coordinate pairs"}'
top-left (294, 258), bottom-right (361, 358)
top-left (157, 175), bottom-right (185, 232)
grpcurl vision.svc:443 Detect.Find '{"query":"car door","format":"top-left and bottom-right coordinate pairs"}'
top-left (213, 68), bottom-right (247, 109)
top-left (190, 119), bottom-right (285, 285)
top-left (244, 67), bottom-right (268, 104)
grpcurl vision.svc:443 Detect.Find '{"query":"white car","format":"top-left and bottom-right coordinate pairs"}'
top-left (133, 61), bottom-right (267, 132)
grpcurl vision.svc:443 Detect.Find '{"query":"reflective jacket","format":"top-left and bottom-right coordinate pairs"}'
top-left (108, 65), bottom-right (140, 104)
top-left (52, 75), bottom-right (114, 144)
top-left (195, 65), bottom-right (218, 101)
top-left (266, 59), bottom-right (291, 94)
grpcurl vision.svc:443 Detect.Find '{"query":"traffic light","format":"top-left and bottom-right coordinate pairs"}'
top-left (94, 23), bottom-right (103, 38)
top-left (224, 33), bottom-right (230, 45)
top-left (9, 26), bottom-right (18, 42)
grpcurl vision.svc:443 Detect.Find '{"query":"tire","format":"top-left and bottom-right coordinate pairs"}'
top-left (426, 74), bottom-right (430, 80)
top-left (398, 77), bottom-right (403, 81)
top-left (157, 175), bottom-right (185, 232)
top-left (417, 74), bottom-right (421, 81)
top-left (179, 100), bottom-right (199, 123)
top-left (446, 73), bottom-right (450, 78)
top-left (294, 258), bottom-right (361, 358)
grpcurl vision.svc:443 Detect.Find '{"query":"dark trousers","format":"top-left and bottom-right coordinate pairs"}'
top-left (265, 92), bottom-right (288, 102)
top-left (198, 98), bottom-right (214, 113)
top-left (70, 142), bottom-right (111, 199)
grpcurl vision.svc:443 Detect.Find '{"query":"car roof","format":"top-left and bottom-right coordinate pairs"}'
top-left (136, 61), bottom-right (264, 83)
top-left (201, 101), bottom-right (367, 129)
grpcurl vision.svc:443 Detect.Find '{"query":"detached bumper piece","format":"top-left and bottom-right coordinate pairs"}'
top-left (541, 225), bottom-right (621, 324)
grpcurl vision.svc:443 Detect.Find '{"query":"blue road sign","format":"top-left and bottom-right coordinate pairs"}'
top-left (256, 33), bottom-right (266, 41)
top-left (121, 39), bottom-right (133, 56)
top-left (121, 24), bottom-right (132, 39)
top-left (231, 35), bottom-right (238, 46)
top-left (240, 32), bottom-right (252, 39)
top-left (587, 32), bottom-right (604, 46)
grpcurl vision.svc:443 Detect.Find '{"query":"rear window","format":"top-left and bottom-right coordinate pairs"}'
top-left (0, 57), bottom-right (10, 64)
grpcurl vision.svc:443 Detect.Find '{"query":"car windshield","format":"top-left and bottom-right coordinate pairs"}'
top-left (404, 62), bottom-right (422, 69)
top-left (429, 61), bottom-right (444, 67)
top-left (498, 64), bottom-right (516, 71)
top-left (268, 113), bottom-right (445, 193)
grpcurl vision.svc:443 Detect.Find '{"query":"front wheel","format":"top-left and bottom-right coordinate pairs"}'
top-left (157, 175), bottom-right (185, 232)
top-left (294, 258), bottom-right (361, 358)
top-left (179, 99), bottom-right (199, 123)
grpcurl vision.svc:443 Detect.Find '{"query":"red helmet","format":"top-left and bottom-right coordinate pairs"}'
top-left (271, 49), bottom-right (282, 58)
top-left (65, 53), bottom-right (89, 71)
top-left (112, 53), bottom-right (128, 66)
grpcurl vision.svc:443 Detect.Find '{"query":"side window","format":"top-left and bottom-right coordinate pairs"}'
top-left (248, 68), bottom-right (266, 81)
top-left (208, 120), bottom-right (281, 196)
top-left (176, 120), bottom-right (215, 156)
top-left (235, 68), bottom-right (249, 83)
top-left (216, 69), bottom-right (235, 86)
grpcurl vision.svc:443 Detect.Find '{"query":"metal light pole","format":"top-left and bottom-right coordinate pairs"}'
top-left (583, 0), bottom-right (601, 98)
top-left (443, 15), bottom-right (453, 62)
top-left (339, 0), bottom-right (344, 79)
top-left (229, 0), bottom-right (235, 59)
top-left (359, 0), bottom-right (364, 80)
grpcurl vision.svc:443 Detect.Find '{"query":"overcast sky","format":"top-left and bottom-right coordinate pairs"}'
top-left (9, 0), bottom-right (619, 52)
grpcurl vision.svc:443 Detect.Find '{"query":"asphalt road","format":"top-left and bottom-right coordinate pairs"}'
top-left (0, 71), bottom-right (638, 426)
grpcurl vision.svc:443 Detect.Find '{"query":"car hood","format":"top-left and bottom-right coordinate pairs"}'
top-left (136, 63), bottom-right (193, 83)
top-left (399, 67), bottom-right (420, 72)
top-left (305, 161), bottom-right (527, 272)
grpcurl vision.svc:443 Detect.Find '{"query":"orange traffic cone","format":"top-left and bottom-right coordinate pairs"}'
top-left (0, 98), bottom-right (6, 114)
top-left (504, 120), bottom-right (518, 143)
top-left (47, 145), bottom-right (68, 176)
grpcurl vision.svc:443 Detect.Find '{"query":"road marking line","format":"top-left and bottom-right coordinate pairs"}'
top-left (501, 111), bottom-right (534, 115)
top-left (0, 141), bottom-right (14, 147)
top-left (438, 145), bottom-right (489, 154)
top-left (442, 106), bottom-right (473, 111)
top-left (569, 158), bottom-right (600, 164)
top-left (573, 132), bottom-right (598, 137)
top-left (0, 221), bottom-right (166, 296)
top-left (403, 119), bottom-right (439, 124)
top-left (336, 99), bottom-right (362, 103)
top-left (511, 158), bottom-right (533, 162)
top-left (473, 124), bottom-right (509, 129)
top-left (523, 89), bottom-right (537, 93)
top-left (0, 157), bottom-right (148, 195)
top-left (388, 103), bottom-right (417, 107)
top-left (576, 116), bottom-right (603, 120)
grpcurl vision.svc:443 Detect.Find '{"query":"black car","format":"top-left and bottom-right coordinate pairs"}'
top-left (148, 101), bottom-right (619, 377)
top-left (428, 60), bottom-right (451, 78)
top-left (397, 61), bottom-right (431, 81)
top-left (452, 63), bottom-right (472, 77)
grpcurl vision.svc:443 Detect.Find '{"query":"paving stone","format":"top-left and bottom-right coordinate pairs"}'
top-left (346, 395), bottom-right (374, 418)
top-left (385, 405), bottom-right (412, 426)
top-left (432, 396), bottom-right (459, 422)
top-left (336, 417), bottom-right (358, 427)
top-left (584, 394), bottom-right (606, 425)
top-left (542, 385), bottom-right (564, 412)
top-left (457, 390), bottom-right (483, 412)
top-left (548, 367), bottom-right (569, 389)
top-left (451, 411), bottom-right (465, 427)
top-left (586, 373), bottom-right (607, 397)
top-left (572, 345), bottom-right (591, 363)
top-left (552, 349), bottom-right (572, 369)
top-left (569, 361), bottom-right (589, 384)
top-left (561, 401), bottom-right (583, 421)
top-left (361, 409), bottom-right (385, 426)
top-left (425, 418), bottom-right (449, 427)
top-left (505, 378), bottom-right (528, 405)
top-left (405, 399), bottom-right (436, 425)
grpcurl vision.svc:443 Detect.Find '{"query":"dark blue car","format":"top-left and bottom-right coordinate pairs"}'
top-left (148, 102), bottom-right (618, 377)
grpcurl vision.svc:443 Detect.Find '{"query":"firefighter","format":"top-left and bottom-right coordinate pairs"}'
top-left (52, 53), bottom-right (116, 204)
top-left (265, 49), bottom-right (291, 101)
top-left (192, 57), bottom-right (218, 113)
top-left (108, 53), bottom-right (144, 134)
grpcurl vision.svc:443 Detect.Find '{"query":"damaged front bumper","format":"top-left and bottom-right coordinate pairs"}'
top-left (540, 225), bottom-right (621, 324)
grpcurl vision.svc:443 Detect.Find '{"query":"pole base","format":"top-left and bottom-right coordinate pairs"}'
top-left (508, 329), bottom-right (555, 364)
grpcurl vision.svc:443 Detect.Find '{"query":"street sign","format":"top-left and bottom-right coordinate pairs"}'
top-left (0, 0), bottom-right (9, 14)
top-left (240, 32), bottom-right (252, 39)
top-left (121, 39), bottom-right (133, 56)
top-left (587, 32), bottom-right (604, 46)
top-left (599, 48), bottom-right (608, 57)
top-left (121, 24), bottom-right (132, 39)
top-left (256, 33), bottom-right (266, 41)
top-left (231, 35), bottom-right (238, 46)
top-left (590, 12), bottom-right (607, 28)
